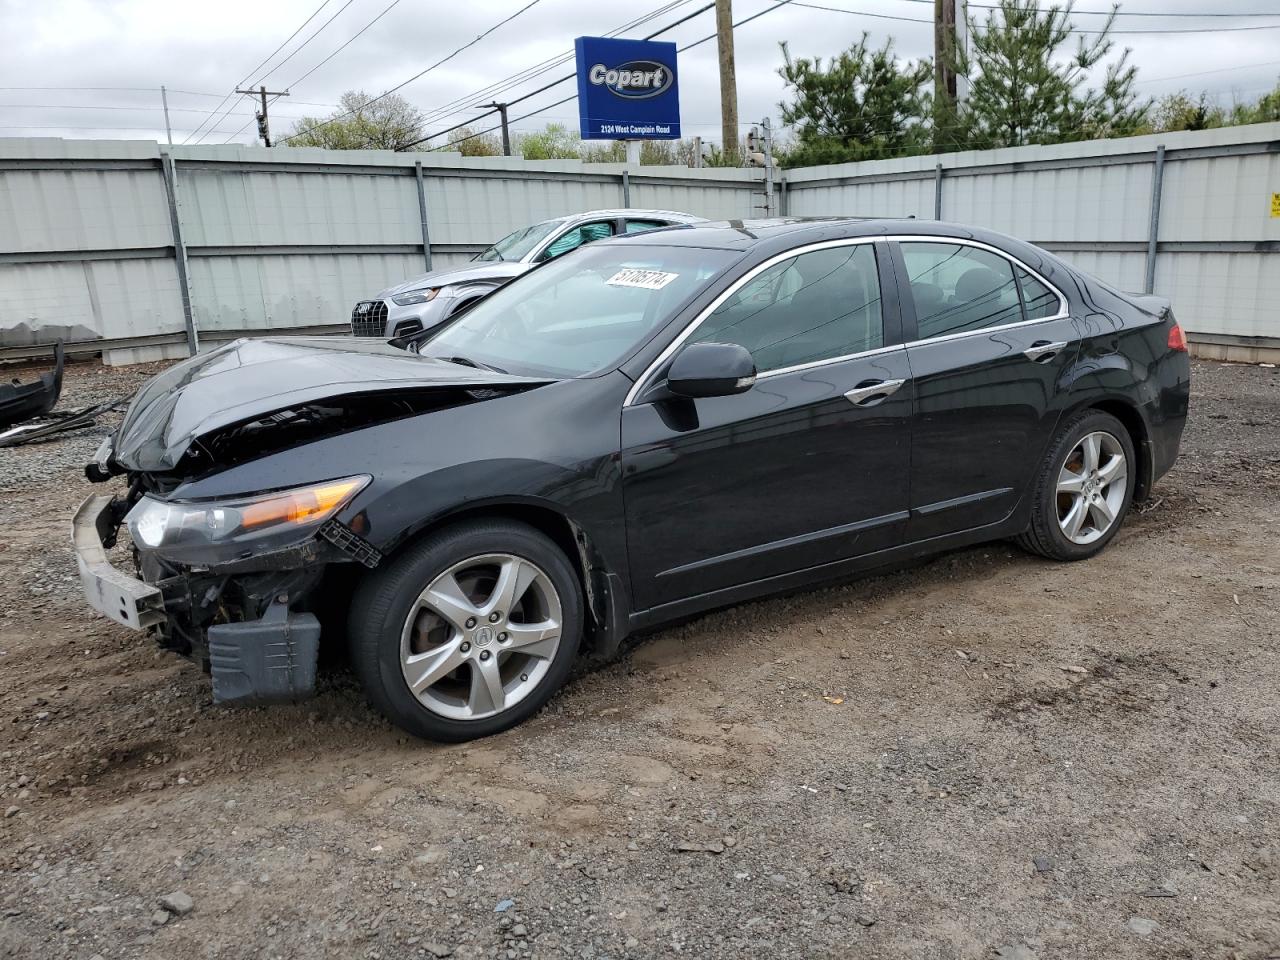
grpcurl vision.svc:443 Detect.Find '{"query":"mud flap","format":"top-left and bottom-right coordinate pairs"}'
top-left (208, 600), bottom-right (320, 705)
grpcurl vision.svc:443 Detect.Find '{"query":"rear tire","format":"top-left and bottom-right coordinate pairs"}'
top-left (1017, 409), bottom-right (1136, 561)
top-left (349, 519), bottom-right (583, 742)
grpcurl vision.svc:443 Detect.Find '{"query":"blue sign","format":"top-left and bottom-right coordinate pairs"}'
top-left (575, 36), bottom-right (680, 140)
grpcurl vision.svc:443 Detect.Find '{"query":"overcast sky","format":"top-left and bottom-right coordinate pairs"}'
top-left (2, 0), bottom-right (1279, 150)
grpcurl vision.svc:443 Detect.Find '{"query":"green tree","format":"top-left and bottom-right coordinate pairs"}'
top-left (777, 34), bottom-right (933, 166)
top-left (956, 0), bottom-right (1147, 148)
top-left (1144, 91), bottom-right (1225, 133)
top-left (446, 125), bottom-right (502, 156)
top-left (288, 90), bottom-right (427, 149)
top-left (1230, 79), bottom-right (1280, 124)
top-left (515, 122), bottom-right (581, 160)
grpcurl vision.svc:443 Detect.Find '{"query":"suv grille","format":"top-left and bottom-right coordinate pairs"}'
top-left (350, 300), bottom-right (388, 337)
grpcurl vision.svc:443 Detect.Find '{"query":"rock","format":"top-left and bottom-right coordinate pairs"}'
top-left (511, 923), bottom-right (527, 938)
top-left (855, 914), bottom-right (876, 927)
top-left (494, 898), bottom-right (515, 913)
top-left (1140, 882), bottom-right (1178, 898)
top-left (993, 946), bottom-right (1036, 960)
top-left (1126, 917), bottom-right (1158, 937)
top-left (422, 944), bottom-right (454, 958)
top-left (1032, 855), bottom-right (1054, 873)
top-left (675, 840), bottom-right (725, 854)
top-left (159, 891), bottom-right (194, 916)
top-left (3, 806), bottom-right (17, 819)
top-left (625, 937), bottom-right (640, 949)
top-left (150, 910), bottom-right (170, 927)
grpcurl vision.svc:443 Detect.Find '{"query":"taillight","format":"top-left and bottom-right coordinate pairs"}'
top-left (1168, 322), bottom-right (1187, 353)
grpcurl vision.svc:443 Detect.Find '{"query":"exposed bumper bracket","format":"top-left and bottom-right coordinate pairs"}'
top-left (72, 494), bottom-right (165, 631)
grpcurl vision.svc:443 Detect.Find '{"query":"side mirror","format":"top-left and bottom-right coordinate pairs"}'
top-left (666, 342), bottom-right (756, 399)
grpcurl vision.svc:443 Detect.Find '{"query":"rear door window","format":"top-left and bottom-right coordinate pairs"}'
top-left (900, 242), bottom-right (1022, 339)
top-left (1016, 266), bottom-right (1062, 320)
top-left (625, 219), bottom-right (670, 234)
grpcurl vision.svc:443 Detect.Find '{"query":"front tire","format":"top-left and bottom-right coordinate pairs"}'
top-left (1017, 410), bottom-right (1136, 561)
top-left (349, 519), bottom-right (583, 742)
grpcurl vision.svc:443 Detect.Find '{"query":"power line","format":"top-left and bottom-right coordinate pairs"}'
top-left (251, 0), bottom-right (360, 87)
top-left (1135, 60), bottom-right (1280, 84)
top-left (892, 0), bottom-right (1280, 16)
top-left (282, 0), bottom-right (409, 90)
top-left (402, 2), bottom-right (716, 150)
top-left (183, 0), bottom-right (335, 144)
top-left (415, 0), bottom-right (697, 129)
top-left (782, 0), bottom-right (1280, 33)
top-left (435, 0), bottom-right (795, 152)
top-left (277, 0), bottom-right (548, 146)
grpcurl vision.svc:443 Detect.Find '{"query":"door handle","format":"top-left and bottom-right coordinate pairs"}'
top-left (844, 378), bottom-right (906, 407)
top-left (1024, 339), bottom-right (1069, 363)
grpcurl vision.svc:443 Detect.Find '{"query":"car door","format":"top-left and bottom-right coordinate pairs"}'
top-left (890, 238), bottom-right (1081, 542)
top-left (621, 239), bottom-right (913, 612)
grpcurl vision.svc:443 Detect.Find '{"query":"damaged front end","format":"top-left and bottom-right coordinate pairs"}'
top-left (72, 336), bottom-right (550, 706)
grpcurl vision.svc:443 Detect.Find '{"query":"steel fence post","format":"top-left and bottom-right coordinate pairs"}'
top-left (160, 151), bottom-right (199, 356)
top-left (1145, 144), bottom-right (1166, 295)
top-left (415, 160), bottom-right (432, 272)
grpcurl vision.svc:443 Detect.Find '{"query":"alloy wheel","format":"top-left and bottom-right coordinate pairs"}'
top-left (1056, 431), bottom-right (1128, 545)
top-left (399, 553), bottom-right (563, 721)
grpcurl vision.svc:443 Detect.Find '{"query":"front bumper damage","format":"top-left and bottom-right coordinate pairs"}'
top-left (71, 494), bottom-right (364, 705)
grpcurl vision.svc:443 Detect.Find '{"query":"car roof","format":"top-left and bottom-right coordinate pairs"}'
top-left (565, 209), bottom-right (705, 225)
top-left (597, 217), bottom-right (1047, 256)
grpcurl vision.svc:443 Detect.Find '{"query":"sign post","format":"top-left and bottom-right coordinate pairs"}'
top-left (575, 36), bottom-right (680, 172)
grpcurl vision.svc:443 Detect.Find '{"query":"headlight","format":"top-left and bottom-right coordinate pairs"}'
top-left (126, 475), bottom-right (369, 564)
top-left (392, 288), bottom-right (440, 306)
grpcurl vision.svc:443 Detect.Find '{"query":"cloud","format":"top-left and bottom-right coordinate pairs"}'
top-left (1, 0), bottom-right (1276, 146)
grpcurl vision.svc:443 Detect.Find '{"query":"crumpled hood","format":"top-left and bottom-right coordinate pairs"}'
top-left (113, 337), bottom-right (551, 472)
top-left (378, 261), bottom-right (529, 298)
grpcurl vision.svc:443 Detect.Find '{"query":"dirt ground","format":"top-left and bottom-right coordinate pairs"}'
top-left (0, 356), bottom-right (1276, 960)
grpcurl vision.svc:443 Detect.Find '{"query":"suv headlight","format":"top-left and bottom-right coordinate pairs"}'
top-left (392, 288), bottom-right (440, 306)
top-left (126, 475), bottom-right (369, 564)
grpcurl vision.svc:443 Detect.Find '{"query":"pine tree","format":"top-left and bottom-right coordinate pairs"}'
top-left (777, 34), bottom-right (932, 166)
top-left (956, 0), bottom-right (1146, 148)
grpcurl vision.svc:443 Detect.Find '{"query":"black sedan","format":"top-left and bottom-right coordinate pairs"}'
top-left (74, 218), bottom-right (1191, 741)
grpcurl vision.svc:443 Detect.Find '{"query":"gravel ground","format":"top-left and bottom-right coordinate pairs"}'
top-left (0, 357), bottom-right (1277, 960)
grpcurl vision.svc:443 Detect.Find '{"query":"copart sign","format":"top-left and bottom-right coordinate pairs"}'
top-left (574, 36), bottom-right (681, 140)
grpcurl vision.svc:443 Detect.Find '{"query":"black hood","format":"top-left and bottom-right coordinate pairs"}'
top-left (113, 337), bottom-right (552, 472)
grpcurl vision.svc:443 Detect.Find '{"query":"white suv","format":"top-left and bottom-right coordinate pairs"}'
top-left (350, 209), bottom-right (704, 338)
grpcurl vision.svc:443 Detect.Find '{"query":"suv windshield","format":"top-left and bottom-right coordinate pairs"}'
top-left (475, 219), bottom-right (565, 263)
top-left (421, 244), bottom-right (739, 378)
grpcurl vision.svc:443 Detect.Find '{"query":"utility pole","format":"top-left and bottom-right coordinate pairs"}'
top-left (715, 0), bottom-right (739, 164)
top-left (484, 101), bottom-right (511, 156)
top-left (236, 85), bottom-right (289, 147)
top-left (160, 85), bottom-right (173, 145)
top-left (692, 135), bottom-right (703, 168)
top-left (761, 117), bottom-right (774, 217)
top-left (934, 0), bottom-right (958, 148)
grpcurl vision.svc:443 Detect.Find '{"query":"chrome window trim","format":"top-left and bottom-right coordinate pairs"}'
top-left (624, 234), bottom-right (1072, 407)
top-left (624, 237), bottom-right (883, 407)
top-left (888, 235), bottom-right (1070, 338)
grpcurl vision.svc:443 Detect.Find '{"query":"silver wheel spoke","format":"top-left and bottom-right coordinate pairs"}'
top-left (484, 556), bottom-right (538, 617)
top-left (424, 573), bottom-right (480, 632)
top-left (1090, 496), bottom-right (1116, 528)
top-left (1057, 466), bottom-right (1085, 495)
top-left (1062, 496), bottom-right (1088, 539)
top-left (1097, 454), bottom-right (1126, 488)
top-left (404, 642), bottom-right (467, 695)
top-left (1081, 434), bottom-right (1101, 473)
top-left (505, 619), bottom-right (561, 660)
top-left (469, 657), bottom-right (506, 715)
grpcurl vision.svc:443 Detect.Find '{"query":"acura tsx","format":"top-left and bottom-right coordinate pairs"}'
top-left (73, 218), bottom-right (1190, 742)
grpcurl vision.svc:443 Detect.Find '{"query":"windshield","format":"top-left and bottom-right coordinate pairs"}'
top-left (421, 244), bottom-right (739, 378)
top-left (474, 219), bottom-right (565, 263)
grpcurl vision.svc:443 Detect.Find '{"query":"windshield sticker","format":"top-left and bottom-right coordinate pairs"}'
top-left (606, 269), bottom-right (679, 290)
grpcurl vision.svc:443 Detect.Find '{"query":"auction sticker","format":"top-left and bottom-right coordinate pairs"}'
top-left (607, 268), bottom-right (679, 290)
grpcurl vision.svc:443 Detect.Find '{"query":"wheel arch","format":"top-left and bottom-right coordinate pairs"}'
top-left (1067, 395), bottom-right (1154, 501)
top-left (378, 498), bottom-right (631, 659)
